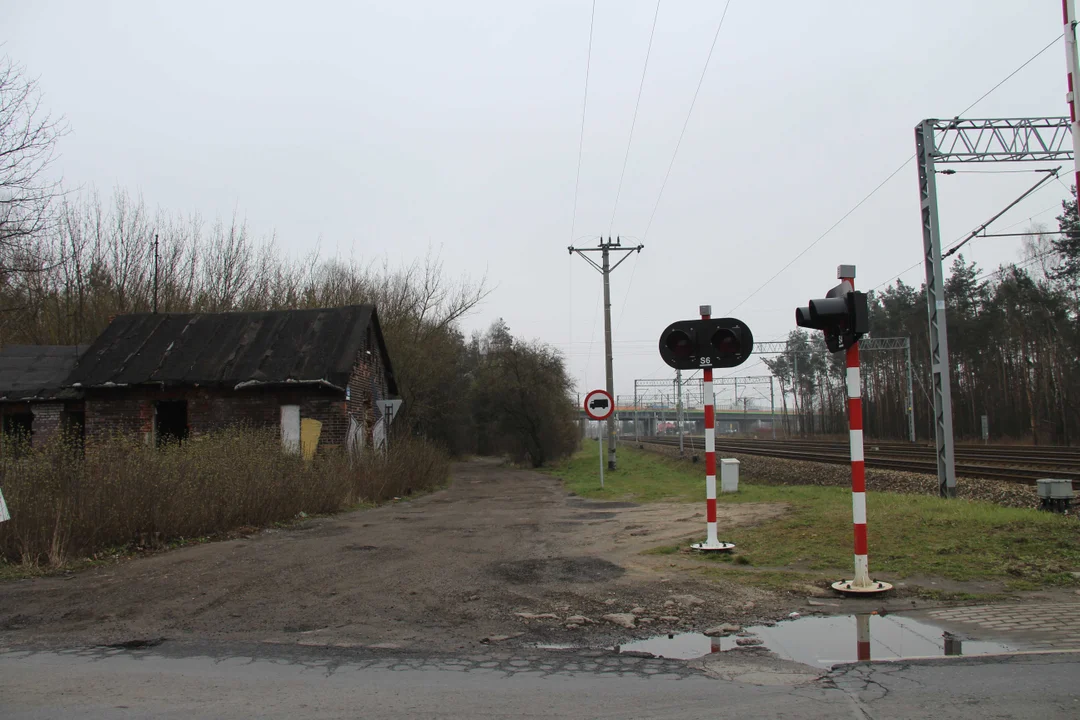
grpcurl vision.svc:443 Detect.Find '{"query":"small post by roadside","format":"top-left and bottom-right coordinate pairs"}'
top-left (598, 422), bottom-right (604, 489)
top-left (583, 388), bottom-right (614, 490)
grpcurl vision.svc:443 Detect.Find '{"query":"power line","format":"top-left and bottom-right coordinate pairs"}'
top-left (567, 0), bottom-right (597, 246)
top-left (568, 2), bottom-right (595, 392)
top-left (616, 0), bottom-right (731, 334)
top-left (641, 0), bottom-right (733, 241)
top-left (729, 157), bottom-right (915, 311)
top-left (609, 0), bottom-right (661, 236)
top-left (955, 33), bottom-right (1062, 117)
top-left (939, 168), bottom-right (1060, 174)
top-left (942, 168), bottom-right (1061, 260)
top-left (613, 252), bottom-right (639, 332)
top-left (726, 32), bottom-right (1065, 313)
top-left (972, 251), bottom-right (1057, 283)
top-left (870, 180), bottom-right (1069, 291)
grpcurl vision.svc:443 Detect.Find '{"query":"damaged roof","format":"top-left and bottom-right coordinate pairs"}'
top-left (65, 305), bottom-right (397, 393)
top-left (0, 345), bottom-right (87, 401)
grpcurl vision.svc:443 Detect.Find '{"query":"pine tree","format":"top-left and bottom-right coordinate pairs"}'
top-left (1051, 185), bottom-right (1080, 283)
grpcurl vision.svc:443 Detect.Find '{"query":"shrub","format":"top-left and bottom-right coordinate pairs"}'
top-left (0, 427), bottom-right (448, 567)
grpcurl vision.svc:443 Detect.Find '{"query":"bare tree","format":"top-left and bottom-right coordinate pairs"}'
top-left (0, 56), bottom-right (67, 273)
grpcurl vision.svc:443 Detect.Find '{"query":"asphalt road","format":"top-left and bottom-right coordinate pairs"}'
top-left (1, 641), bottom-right (1078, 719)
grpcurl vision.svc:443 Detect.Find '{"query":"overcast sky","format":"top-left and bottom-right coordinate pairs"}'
top-left (4, 1), bottom-right (1070, 404)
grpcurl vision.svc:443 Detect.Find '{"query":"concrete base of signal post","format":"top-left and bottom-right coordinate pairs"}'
top-left (690, 541), bottom-right (735, 552)
top-left (831, 579), bottom-right (893, 595)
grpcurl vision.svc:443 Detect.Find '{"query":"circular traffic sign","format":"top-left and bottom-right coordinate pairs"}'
top-left (583, 389), bottom-right (614, 421)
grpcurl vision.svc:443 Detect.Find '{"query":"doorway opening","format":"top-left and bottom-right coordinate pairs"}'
top-left (156, 400), bottom-right (188, 446)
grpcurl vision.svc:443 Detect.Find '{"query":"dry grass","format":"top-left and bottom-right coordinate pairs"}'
top-left (0, 427), bottom-right (448, 568)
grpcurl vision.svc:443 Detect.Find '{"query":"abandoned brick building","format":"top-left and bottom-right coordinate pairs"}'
top-left (36, 305), bottom-right (400, 455)
top-left (0, 345), bottom-right (88, 451)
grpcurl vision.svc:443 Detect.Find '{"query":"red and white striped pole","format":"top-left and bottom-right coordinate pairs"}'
top-left (1064, 1), bottom-right (1080, 195)
top-left (832, 267), bottom-right (890, 594)
top-left (691, 304), bottom-right (734, 552)
top-left (856, 614), bottom-right (872, 662)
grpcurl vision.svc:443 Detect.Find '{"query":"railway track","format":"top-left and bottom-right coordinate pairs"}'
top-left (637, 436), bottom-right (1080, 487)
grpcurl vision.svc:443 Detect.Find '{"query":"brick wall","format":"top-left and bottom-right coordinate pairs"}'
top-left (346, 332), bottom-right (392, 445)
top-left (85, 386), bottom-right (349, 450)
top-left (85, 393), bottom-right (154, 442)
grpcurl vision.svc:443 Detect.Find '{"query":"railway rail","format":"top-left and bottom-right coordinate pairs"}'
top-left (637, 436), bottom-right (1080, 487)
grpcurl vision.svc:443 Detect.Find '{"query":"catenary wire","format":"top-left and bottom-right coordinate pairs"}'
top-left (869, 178), bottom-right (1069, 291)
top-left (725, 32), bottom-right (1065, 314)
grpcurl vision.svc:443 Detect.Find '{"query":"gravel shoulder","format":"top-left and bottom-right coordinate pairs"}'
top-left (0, 458), bottom-right (793, 652)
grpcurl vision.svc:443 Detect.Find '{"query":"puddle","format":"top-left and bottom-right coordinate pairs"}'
top-left (619, 614), bottom-right (1016, 668)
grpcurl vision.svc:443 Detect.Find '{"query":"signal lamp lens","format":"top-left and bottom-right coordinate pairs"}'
top-left (666, 330), bottom-right (693, 358)
top-left (710, 328), bottom-right (740, 356)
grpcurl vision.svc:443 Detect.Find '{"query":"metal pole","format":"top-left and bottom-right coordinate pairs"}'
top-left (1064, 0), bottom-right (1080, 195)
top-left (848, 340), bottom-right (870, 588)
top-left (770, 376), bottom-right (776, 439)
top-left (916, 120), bottom-right (957, 497)
top-left (904, 341), bottom-right (916, 443)
top-left (793, 351), bottom-right (800, 436)
top-left (856, 614), bottom-right (872, 662)
top-left (634, 383), bottom-right (639, 442)
top-left (690, 304), bottom-right (732, 552)
top-left (598, 421), bottom-right (604, 489)
top-left (833, 268), bottom-right (890, 595)
top-left (676, 369), bottom-right (684, 454)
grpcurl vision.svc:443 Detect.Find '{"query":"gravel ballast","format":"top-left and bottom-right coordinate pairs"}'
top-left (637, 441), bottom-right (1040, 509)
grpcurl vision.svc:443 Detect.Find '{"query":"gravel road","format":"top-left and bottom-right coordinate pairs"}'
top-left (0, 458), bottom-right (792, 653)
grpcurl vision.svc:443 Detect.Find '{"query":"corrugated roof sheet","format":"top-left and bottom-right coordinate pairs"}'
top-left (0, 345), bottom-right (87, 401)
top-left (65, 305), bottom-right (396, 393)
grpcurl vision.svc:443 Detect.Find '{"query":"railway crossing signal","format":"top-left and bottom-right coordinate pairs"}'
top-left (657, 317), bottom-right (754, 371)
top-left (798, 265), bottom-right (890, 595)
top-left (795, 278), bottom-right (868, 353)
top-left (659, 305), bottom-right (746, 553)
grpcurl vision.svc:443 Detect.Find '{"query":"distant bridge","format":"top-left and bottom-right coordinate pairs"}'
top-left (576, 405), bottom-right (812, 435)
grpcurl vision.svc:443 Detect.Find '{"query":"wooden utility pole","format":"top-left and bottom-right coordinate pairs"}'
top-left (569, 237), bottom-right (642, 470)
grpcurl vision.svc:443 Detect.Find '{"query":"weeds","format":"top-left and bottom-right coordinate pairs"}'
top-left (0, 427), bottom-right (448, 568)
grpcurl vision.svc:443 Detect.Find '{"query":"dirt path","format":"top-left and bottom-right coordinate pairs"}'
top-left (0, 459), bottom-right (790, 652)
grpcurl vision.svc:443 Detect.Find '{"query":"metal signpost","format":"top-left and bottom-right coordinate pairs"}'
top-left (583, 389), bottom-right (614, 488)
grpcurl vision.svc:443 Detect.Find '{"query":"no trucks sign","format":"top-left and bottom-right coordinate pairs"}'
top-left (583, 389), bottom-right (614, 421)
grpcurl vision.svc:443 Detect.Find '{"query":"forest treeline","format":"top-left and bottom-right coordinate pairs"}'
top-left (0, 188), bottom-right (579, 464)
top-left (766, 195), bottom-right (1080, 445)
